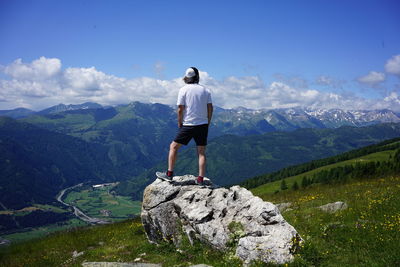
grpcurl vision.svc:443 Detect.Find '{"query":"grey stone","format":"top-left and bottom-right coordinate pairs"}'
top-left (319, 201), bottom-right (348, 213)
top-left (73, 250), bottom-right (85, 258)
top-left (0, 238), bottom-right (11, 246)
top-left (82, 263), bottom-right (161, 267)
top-left (141, 175), bottom-right (301, 264)
top-left (275, 202), bottom-right (292, 212)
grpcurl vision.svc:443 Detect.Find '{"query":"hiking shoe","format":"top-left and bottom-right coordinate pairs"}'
top-left (156, 171), bottom-right (173, 181)
top-left (195, 176), bottom-right (204, 186)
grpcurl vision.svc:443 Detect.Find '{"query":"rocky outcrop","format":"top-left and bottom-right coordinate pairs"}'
top-left (276, 202), bottom-right (292, 212)
top-left (82, 263), bottom-right (161, 267)
top-left (82, 263), bottom-right (212, 267)
top-left (319, 201), bottom-right (348, 213)
top-left (141, 175), bottom-right (301, 264)
top-left (0, 238), bottom-right (11, 246)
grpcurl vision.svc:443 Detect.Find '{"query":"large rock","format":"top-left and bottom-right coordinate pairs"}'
top-left (318, 201), bottom-right (348, 213)
top-left (141, 175), bottom-right (301, 264)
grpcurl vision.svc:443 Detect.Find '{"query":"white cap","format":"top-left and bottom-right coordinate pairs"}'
top-left (185, 68), bottom-right (196, 78)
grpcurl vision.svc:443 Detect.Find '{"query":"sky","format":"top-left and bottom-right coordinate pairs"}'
top-left (0, 0), bottom-right (400, 111)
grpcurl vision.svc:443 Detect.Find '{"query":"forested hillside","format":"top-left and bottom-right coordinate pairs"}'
top-left (0, 117), bottom-right (117, 209)
top-left (116, 123), bottom-right (400, 198)
top-left (242, 137), bottom-right (400, 189)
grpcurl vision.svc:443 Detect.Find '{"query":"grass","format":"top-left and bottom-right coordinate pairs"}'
top-left (0, 184), bottom-right (141, 244)
top-left (33, 204), bottom-right (69, 214)
top-left (23, 113), bottom-right (95, 133)
top-left (251, 149), bottom-right (395, 195)
top-left (251, 175), bottom-right (400, 266)
top-left (0, 218), bottom-right (242, 267)
top-left (63, 185), bottom-right (141, 220)
top-left (2, 145), bottom-right (399, 266)
top-left (1, 174), bottom-right (399, 266)
top-left (1, 219), bottom-right (88, 244)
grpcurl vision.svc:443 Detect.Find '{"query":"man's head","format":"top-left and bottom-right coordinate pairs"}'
top-left (183, 67), bottom-right (200, 84)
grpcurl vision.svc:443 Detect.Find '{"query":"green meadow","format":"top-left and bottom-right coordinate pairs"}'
top-left (63, 185), bottom-right (142, 220)
top-left (1, 218), bottom-right (87, 244)
top-left (251, 149), bottom-right (395, 196)
top-left (0, 184), bottom-right (141, 244)
top-left (1, 142), bottom-right (399, 266)
top-left (251, 175), bottom-right (400, 266)
top-left (2, 174), bottom-right (398, 266)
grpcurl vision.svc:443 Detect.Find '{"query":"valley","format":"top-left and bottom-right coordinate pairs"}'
top-left (60, 183), bottom-right (141, 223)
top-left (0, 182), bottom-right (141, 244)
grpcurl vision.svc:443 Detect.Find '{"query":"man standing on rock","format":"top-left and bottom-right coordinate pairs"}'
top-left (157, 67), bottom-right (213, 185)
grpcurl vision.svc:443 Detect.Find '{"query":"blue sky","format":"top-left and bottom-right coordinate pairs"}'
top-left (1, 0), bottom-right (400, 110)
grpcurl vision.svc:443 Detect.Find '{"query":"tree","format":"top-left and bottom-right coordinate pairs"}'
top-left (301, 176), bottom-right (310, 188)
top-left (292, 181), bottom-right (299, 190)
top-left (280, 179), bottom-right (288, 190)
top-left (394, 149), bottom-right (400, 163)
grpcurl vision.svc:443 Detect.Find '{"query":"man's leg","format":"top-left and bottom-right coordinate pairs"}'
top-left (168, 141), bottom-right (182, 172)
top-left (197, 145), bottom-right (206, 177)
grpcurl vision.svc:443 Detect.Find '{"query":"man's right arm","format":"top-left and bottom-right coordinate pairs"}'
top-left (177, 105), bottom-right (185, 128)
top-left (207, 103), bottom-right (213, 125)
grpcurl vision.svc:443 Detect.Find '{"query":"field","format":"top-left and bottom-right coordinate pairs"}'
top-left (1, 218), bottom-right (87, 244)
top-left (1, 144), bottom-right (399, 266)
top-left (249, 147), bottom-right (400, 266)
top-left (1, 174), bottom-right (399, 266)
top-left (63, 184), bottom-right (142, 220)
top-left (251, 175), bottom-right (400, 266)
top-left (251, 149), bottom-right (395, 196)
top-left (0, 184), bottom-right (141, 244)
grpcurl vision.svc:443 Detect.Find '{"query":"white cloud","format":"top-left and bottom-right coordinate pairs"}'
top-left (383, 91), bottom-right (400, 105)
top-left (1, 57), bottom-right (400, 112)
top-left (63, 67), bottom-right (104, 91)
top-left (385, 54), bottom-right (400, 76)
top-left (3, 57), bottom-right (61, 80)
top-left (357, 71), bottom-right (386, 86)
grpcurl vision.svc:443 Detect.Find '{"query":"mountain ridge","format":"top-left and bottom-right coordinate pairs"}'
top-left (116, 122), bottom-right (400, 198)
top-left (0, 117), bottom-right (119, 209)
top-left (2, 102), bottom-right (400, 132)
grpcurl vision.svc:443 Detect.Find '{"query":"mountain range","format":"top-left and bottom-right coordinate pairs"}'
top-left (0, 117), bottom-right (118, 209)
top-left (128, 123), bottom-right (400, 194)
top-left (1, 102), bottom-right (400, 206)
top-left (2, 102), bottom-right (400, 133)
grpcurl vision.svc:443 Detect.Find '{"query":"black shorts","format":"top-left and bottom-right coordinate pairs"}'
top-left (174, 124), bottom-right (209, 146)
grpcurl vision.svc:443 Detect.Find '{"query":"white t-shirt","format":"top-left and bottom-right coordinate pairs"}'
top-left (176, 84), bottom-right (212, 126)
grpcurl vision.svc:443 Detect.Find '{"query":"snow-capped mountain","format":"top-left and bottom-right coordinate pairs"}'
top-left (37, 102), bottom-right (103, 115)
top-left (302, 108), bottom-right (400, 127)
top-left (214, 106), bottom-right (400, 133)
top-left (1, 102), bottom-right (399, 133)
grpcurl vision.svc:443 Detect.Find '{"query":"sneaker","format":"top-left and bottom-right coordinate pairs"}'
top-left (195, 176), bottom-right (204, 186)
top-left (156, 171), bottom-right (173, 181)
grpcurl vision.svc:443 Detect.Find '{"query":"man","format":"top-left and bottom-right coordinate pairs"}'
top-left (156, 67), bottom-right (213, 185)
